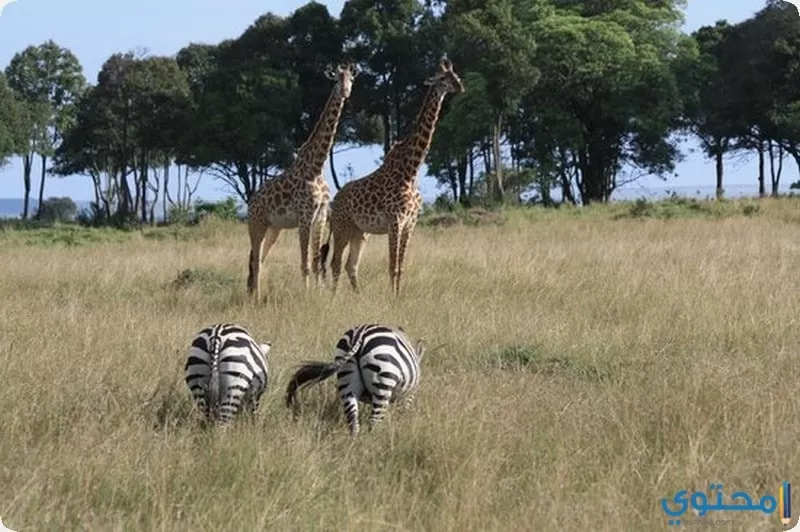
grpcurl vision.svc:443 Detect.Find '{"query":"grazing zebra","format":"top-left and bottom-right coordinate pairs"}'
top-left (184, 323), bottom-right (271, 425)
top-left (285, 324), bottom-right (426, 435)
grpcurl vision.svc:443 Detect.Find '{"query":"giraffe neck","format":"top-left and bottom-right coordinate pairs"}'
top-left (395, 86), bottom-right (447, 183)
top-left (293, 86), bottom-right (347, 180)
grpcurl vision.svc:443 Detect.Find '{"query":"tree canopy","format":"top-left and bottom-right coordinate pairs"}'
top-left (2, 0), bottom-right (798, 223)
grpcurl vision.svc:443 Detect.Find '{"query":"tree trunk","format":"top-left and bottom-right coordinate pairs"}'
top-left (21, 153), bottom-right (33, 220)
top-left (492, 115), bottom-right (504, 202)
top-left (467, 146), bottom-right (475, 201)
top-left (140, 163), bottom-right (148, 224)
top-left (35, 154), bottom-right (47, 220)
top-left (757, 140), bottom-right (765, 198)
top-left (768, 140), bottom-right (783, 197)
top-left (457, 152), bottom-right (468, 206)
top-left (446, 165), bottom-right (457, 203)
top-left (162, 160), bottom-right (169, 222)
top-left (714, 149), bottom-right (724, 200)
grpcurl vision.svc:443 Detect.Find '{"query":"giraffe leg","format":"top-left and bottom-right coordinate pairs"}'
top-left (309, 208), bottom-right (326, 288)
top-left (329, 229), bottom-right (349, 296)
top-left (395, 221), bottom-right (416, 297)
top-left (247, 224), bottom-right (281, 302)
top-left (387, 222), bottom-right (402, 296)
top-left (247, 225), bottom-right (265, 300)
top-left (298, 223), bottom-right (313, 291)
top-left (345, 233), bottom-right (368, 293)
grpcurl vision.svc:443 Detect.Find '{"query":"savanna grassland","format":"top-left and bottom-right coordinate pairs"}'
top-left (1, 197), bottom-right (799, 531)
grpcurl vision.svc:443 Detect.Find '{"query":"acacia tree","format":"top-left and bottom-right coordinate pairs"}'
top-left (722, 2), bottom-right (800, 196)
top-left (339, 0), bottom-right (436, 154)
top-left (4, 40), bottom-right (86, 219)
top-left (176, 16), bottom-right (301, 203)
top-left (511, 0), bottom-right (686, 204)
top-left (444, 0), bottom-right (545, 201)
top-left (426, 71), bottom-right (493, 204)
top-left (0, 73), bottom-right (25, 167)
top-left (677, 21), bottom-right (738, 199)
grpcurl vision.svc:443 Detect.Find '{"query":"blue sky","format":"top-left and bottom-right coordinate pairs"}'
top-left (0, 0), bottom-right (786, 203)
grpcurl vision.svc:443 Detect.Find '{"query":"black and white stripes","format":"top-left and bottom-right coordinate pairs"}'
top-left (184, 323), bottom-right (271, 425)
top-left (285, 324), bottom-right (426, 434)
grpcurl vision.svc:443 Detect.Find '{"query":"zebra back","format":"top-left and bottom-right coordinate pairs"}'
top-left (337, 324), bottom-right (423, 396)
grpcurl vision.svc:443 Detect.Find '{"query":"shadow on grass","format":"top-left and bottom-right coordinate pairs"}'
top-left (285, 380), bottom-right (353, 437)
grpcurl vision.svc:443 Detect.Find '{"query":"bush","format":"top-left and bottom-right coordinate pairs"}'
top-left (36, 197), bottom-right (77, 223)
top-left (194, 197), bottom-right (239, 222)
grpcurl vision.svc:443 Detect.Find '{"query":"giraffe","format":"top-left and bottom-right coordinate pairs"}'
top-left (325, 58), bottom-right (464, 297)
top-left (246, 62), bottom-right (357, 301)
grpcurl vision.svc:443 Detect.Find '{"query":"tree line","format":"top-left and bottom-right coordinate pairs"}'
top-left (0, 0), bottom-right (798, 225)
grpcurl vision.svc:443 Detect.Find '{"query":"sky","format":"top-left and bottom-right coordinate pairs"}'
top-left (0, 0), bottom-right (789, 204)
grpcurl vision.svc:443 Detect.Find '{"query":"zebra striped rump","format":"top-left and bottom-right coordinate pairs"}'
top-left (285, 324), bottom-right (426, 434)
top-left (184, 323), bottom-right (271, 425)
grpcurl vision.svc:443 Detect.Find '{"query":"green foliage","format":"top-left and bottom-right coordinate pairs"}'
top-left (193, 197), bottom-right (240, 222)
top-left (615, 194), bottom-right (763, 220)
top-left (0, 73), bottom-right (25, 164)
top-left (35, 196), bottom-right (78, 223)
top-left (166, 205), bottom-right (192, 226)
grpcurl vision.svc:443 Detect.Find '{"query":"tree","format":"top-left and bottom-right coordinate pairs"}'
top-left (0, 73), bottom-right (25, 167)
top-left (722, 2), bottom-right (800, 196)
top-left (426, 71), bottom-right (493, 204)
top-left (4, 40), bottom-right (86, 219)
top-left (677, 22), bottom-right (738, 199)
top-left (177, 17), bottom-right (302, 203)
top-left (444, 0), bottom-right (546, 201)
top-left (511, 1), bottom-right (686, 204)
top-left (340, 0), bottom-right (437, 154)
top-left (52, 52), bottom-right (191, 225)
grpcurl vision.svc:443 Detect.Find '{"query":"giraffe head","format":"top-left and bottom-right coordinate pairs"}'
top-left (324, 61), bottom-right (358, 99)
top-left (423, 58), bottom-right (465, 96)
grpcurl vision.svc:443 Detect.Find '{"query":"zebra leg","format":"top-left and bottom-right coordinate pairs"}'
top-left (341, 393), bottom-right (360, 435)
top-left (398, 392), bottom-right (416, 413)
top-left (367, 397), bottom-right (391, 430)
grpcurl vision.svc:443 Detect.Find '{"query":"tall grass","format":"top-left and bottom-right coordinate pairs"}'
top-left (0, 197), bottom-right (798, 530)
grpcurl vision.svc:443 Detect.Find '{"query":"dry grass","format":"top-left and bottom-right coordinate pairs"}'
top-left (1, 197), bottom-right (799, 531)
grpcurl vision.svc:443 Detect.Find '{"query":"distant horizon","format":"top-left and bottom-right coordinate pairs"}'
top-left (0, 181), bottom-right (792, 207)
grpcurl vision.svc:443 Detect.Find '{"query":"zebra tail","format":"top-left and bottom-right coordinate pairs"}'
top-left (207, 336), bottom-right (222, 421)
top-left (285, 361), bottom-right (339, 408)
top-left (285, 327), bottom-right (367, 408)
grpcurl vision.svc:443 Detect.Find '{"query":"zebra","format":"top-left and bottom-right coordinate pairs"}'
top-left (285, 324), bottom-right (426, 435)
top-left (184, 323), bottom-right (271, 425)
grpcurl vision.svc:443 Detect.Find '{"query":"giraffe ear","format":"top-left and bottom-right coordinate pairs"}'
top-left (324, 64), bottom-right (337, 80)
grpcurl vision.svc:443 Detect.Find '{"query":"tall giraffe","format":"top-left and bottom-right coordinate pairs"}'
top-left (325, 58), bottom-right (464, 296)
top-left (246, 62), bottom-right (357, 301)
